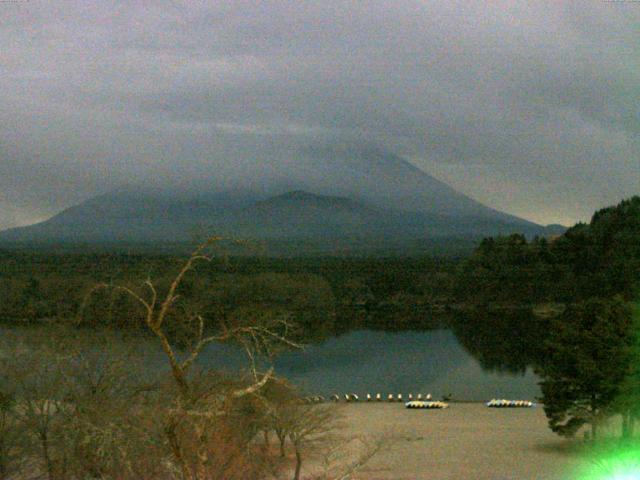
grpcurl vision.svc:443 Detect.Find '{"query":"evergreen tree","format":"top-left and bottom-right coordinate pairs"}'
top-left (536, 297), bottom-right (634, 439)
top-left (613, 299), bottom-right (640, 439)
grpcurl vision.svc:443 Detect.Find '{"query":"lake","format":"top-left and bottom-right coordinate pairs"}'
top-left (1, 325), bottom-right (541, 402)
top-left (197, 329), bottom-right (541, 401)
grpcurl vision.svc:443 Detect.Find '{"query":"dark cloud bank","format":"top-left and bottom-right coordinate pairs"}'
top-left (0, 1), bottom-right (638, 230)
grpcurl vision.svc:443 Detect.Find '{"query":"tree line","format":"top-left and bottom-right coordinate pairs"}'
top-left (456, 196), bottom-right (640, 441)
top-left (0, 252), bottom-right (458, 339)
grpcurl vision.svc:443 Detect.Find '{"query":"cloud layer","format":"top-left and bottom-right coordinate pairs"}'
top-left (1, 1), bottom-right (638, 229)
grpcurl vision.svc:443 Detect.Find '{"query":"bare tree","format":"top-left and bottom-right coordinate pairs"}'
top-left (266, 394), bottom-right (392, 480)
top-left (12, 350), bottom-right (69, 480)
top-left (288, 404), bottom-right (338, 480)
top-left (0, 390), bottom-right (22, 480)
top-left (87, 236), bottom-right (303, 480)
top-left (0, 237), bottom-right (386, 480)
top-left (314, 434), bottom-right (393, 480)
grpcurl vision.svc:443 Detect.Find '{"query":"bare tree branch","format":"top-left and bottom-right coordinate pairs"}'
top-left (232, 367), bottom-right (275, 398)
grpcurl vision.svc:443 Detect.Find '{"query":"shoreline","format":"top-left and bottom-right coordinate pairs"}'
top-left (331, 403), bottom-right (590, 479)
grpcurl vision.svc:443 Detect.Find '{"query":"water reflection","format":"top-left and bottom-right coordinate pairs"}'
top-left (2, 308), bottom-right (545, 402)
top-left (198, 328), bottom-right (541, 401)
top-left (450, 308), bottom-right (550, 375)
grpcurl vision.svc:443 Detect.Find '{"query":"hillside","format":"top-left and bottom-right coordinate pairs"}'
top-left (0, 146), bottom-right (563, 248)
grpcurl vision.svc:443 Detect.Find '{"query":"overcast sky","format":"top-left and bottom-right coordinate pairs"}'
top-left (1, 1), bottom-right (638, 230)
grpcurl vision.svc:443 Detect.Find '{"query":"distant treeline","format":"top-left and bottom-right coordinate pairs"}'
top-left (456, 196), bottom-right (640, 305)
top-left (0, 235), bottom-right (481, 257)
top-left (453, 196), bottom-right (640, 371)
top-left (0, 251), bottom-right (462, 340)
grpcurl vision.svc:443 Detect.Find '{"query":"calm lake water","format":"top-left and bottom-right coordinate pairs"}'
top-left (197, 329), bottom-right (541, 401)
top-left (1, 326), bottom-right (540, 401)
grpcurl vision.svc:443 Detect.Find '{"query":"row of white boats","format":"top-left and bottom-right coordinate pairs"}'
top-left (405, 400), bottom-right (449, 409)
top-left (485, 399), bottom-right (535, 408)
top-left (327, 393), bottom-right (435, 403)
top-left (303, 394), bottom-right (536, 409)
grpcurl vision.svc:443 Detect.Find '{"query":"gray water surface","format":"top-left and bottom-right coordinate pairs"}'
top-left (2, 326), bottom-right (540, 401)
top-left (198, 329), bottom-right (540, 401)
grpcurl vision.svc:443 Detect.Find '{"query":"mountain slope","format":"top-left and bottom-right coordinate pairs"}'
top-left (292, 144), bottom-right (533, 226)
top-left (0, 145), bottom-right (560, 245)
top-left (0, 189), bottom-right (559, 244)
top-left (232, 191), bottom-right (381, 238)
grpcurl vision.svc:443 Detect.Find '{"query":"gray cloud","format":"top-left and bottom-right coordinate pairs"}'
top-left (0, 0), bottom-right (638, 229)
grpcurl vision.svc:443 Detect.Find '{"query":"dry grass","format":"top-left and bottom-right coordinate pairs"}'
top-left (334, 403), bottom-right (592, 480)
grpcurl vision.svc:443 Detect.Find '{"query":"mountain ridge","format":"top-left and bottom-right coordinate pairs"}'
top-left (0, 188), bottom-right (564, 244)
top-left (0, 146), bottom-right (565, 249)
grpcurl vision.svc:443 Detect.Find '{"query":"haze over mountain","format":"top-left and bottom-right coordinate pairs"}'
top-left (2, 2), bottom-right (638, 231)
top-left (0, 145), bottom-right (564, 248)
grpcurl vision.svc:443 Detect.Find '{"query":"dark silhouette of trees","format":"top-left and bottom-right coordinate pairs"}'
top-left (536, 297), bottom-right (634, 440)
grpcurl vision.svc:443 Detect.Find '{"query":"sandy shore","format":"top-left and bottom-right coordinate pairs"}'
top-left (335, 403), bottom-right (591, 480)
